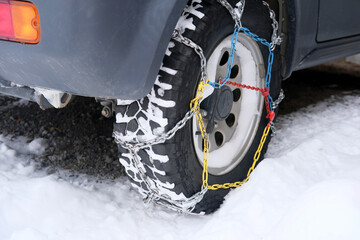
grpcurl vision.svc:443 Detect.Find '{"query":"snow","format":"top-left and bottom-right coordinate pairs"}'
top-left (1, 94), bottom-right (360, 240)
top-left (174, 0), bottom-right (204, 35)
top-left (159, 65), bottom-right (177, 76)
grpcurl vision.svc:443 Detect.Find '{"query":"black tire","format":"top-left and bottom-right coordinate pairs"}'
top-left (114, 0), bottom-right (282, 214)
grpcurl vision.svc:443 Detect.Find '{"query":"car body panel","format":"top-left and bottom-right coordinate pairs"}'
top-left (0, 0), bottom-right (187, 99)
top-left (0, 0), bottom-right (359, 100)
top-left (282, 0), bottom-right (360, 79)
top-left (317, 0), bottom-right (360, 42)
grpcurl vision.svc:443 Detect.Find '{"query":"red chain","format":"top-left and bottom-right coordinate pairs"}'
top-left (226, 80), bottom-right (266, 94)
top-left (225, 80), bottom-right (275, 126)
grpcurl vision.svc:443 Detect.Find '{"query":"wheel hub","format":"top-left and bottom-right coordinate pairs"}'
top-left (201, 85), bottom-right (233, 133)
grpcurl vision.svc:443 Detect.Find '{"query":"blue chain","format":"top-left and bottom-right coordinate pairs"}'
top-left (209, 26), bottom-right (275, 110)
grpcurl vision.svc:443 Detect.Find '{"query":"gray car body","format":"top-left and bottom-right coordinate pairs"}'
top-left (0, 0), bottom-right (359, 100)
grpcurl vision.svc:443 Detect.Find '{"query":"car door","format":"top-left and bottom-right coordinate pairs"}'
top-left (317, 0), bottom-right (360, 42)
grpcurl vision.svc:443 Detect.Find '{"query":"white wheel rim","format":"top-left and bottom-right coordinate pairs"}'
top-left (192, 33), bottom-right (266, 176)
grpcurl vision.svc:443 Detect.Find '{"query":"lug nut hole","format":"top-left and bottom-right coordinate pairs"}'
top-left (225, 113), bottom-right (236, 128)
top-left (230, 65), bottom-right (239, 79)
top-left (219, 51), bottom-right (229, 66)
top-left (215, 131), bottom-right (224, 147)
top-left (233, 88), bottom-right (241, 102)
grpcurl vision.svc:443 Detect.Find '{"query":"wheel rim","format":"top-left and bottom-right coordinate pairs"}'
top-left (192, 33), bottom-right (266, 176)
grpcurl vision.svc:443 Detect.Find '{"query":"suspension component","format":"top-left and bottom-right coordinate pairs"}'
top-left (98, 99), bottom-right (114, 118)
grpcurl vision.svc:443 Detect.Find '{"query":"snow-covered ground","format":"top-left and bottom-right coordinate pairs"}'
top-left (1, 94), bottom-right (360, 240)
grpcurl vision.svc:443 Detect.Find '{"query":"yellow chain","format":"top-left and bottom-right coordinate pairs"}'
top-left (190, 80), bottom-right (211, 189)
top-left (190, 80), bottom-right (208, 112)
top-left (207, 125), bottom-right (270, 190)
top-left (191, 81), bottom-right (271, 191)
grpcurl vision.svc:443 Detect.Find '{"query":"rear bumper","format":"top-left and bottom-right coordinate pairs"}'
top-left (0, 0), bottom-right (186, 99)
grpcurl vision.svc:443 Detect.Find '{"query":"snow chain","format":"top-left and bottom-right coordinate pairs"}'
top-left (114, 0), bottom-right (284, 215)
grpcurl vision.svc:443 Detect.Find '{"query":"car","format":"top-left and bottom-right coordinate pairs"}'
top-left (1, 0), bottom-right (360, 214)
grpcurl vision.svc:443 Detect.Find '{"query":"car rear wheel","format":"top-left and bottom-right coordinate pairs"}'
top-left (114, 0), bottom-right (282, 214)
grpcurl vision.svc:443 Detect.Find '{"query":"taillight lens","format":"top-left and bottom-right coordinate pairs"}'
top-left (0, 0), bottom-right (40, 44)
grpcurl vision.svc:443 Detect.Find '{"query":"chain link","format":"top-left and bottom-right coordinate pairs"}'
top-left (114, 111), bottom-right (207, 215)
top-left (114, 0), bottom-right (284, 214)
top-left (130, 147), bottom-right (208, 214)
top-left (272, 89), bottom-right (285, 110)
top-left (114, 110), bottom-right (194, 151)
top-left (207, 125), bottom-right (271, 190)
top-left (172, 29), bottom-right (208, 82)
top-left (269, 89), bottom-right (285, 134)
top-left (262, 1), bottom-right (282, 50)
top-left (217, 0), bottom-right (245, 27)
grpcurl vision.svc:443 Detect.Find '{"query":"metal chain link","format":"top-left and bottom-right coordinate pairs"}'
top-left (269, 89), bottom-right (285, 134)
top-left (262, 1), bottom-right (282, 50)
top-left (129, 148), bottom-right (207, 214)
top-left (217, 0), bottom-right (245, 27)
top-left (114, 0), bottom-right (284, 214)
top-left (114, 111), bottom-right (207, 215)
top-left (114, 110), bottom-right (194, 151)
top-left (272, 89), bottom-right (285, 110)
top-left (172, 29), bottom-right (208, 82)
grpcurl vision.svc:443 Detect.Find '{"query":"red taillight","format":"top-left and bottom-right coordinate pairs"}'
top-left (0, 0), bottom-right (40, 44)
top-left (0, 2), bottom-right (14, 38)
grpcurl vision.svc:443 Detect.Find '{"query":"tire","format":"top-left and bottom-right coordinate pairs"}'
top-left (114, 0), bottom-right (282, 214)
